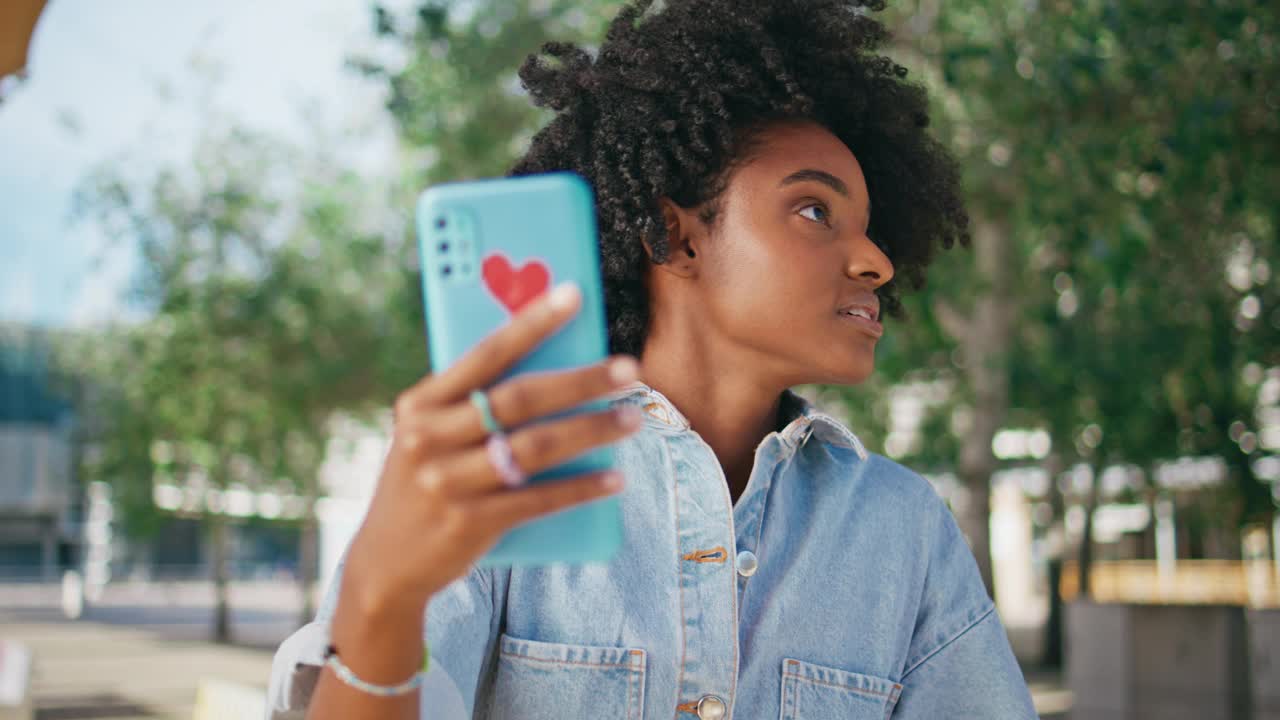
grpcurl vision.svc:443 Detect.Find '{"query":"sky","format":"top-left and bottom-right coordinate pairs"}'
top-left (0, 0), bottom-right (407, 329)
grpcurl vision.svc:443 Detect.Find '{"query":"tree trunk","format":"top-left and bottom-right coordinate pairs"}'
top-left (298, 491), bottom-right (318, 628)
top-left (953, 217), bottom-right (1015, 598)
top-left (297, 438), bottom-right (324, 629)
top-left (957, 473), bottom-right (995, 596)
top-left (209, 514), bottom-right (232, 644)
top-left (1041, 452), bottom-right (1065, 668)
top-left (1077, 464), bottom-right (1099, 598)
top-left (1044, 557), bottom-right (1063, 666)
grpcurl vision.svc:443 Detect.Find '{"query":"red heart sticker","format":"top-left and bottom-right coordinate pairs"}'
top-left (481, 252), bottom-right (551, 314)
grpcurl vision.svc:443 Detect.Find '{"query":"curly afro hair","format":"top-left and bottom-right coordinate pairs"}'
top-left (509, 0), bottom-right (969, 358)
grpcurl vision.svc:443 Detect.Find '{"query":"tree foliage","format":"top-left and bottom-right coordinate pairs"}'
top-left (70, 125), bottom-right (414, 638)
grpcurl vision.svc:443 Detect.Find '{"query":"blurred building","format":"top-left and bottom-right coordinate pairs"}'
top-left (314, 411), bottom-right (392, 602)
top-left (0, 323), bottom-right (301, 585)
top-left (0, 323), bottom-right (81, 580)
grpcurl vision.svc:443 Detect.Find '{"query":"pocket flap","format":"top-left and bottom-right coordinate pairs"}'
top-left (780, 657), bottom-right (902, 720)
top-left (499, 632), bottom-right (646, 670)
top-left (490, 632), bottom-right (647, 720)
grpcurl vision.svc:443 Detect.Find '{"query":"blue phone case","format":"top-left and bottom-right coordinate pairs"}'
top-left (416, 171), bottom-right (621, 567)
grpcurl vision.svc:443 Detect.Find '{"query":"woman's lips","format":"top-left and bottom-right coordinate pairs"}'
top-left (837, 310), bottom-right (884, 338)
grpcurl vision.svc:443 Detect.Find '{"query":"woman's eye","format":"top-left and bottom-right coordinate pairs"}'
top-left (798, 203), bottom-right (830, 226)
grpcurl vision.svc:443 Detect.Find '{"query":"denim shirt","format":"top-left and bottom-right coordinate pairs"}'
top-left (266, 381), bottom-right (1036, 719)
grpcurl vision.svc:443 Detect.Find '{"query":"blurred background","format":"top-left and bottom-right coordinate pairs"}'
top-left (1, 1), bottom-right (1277, 718)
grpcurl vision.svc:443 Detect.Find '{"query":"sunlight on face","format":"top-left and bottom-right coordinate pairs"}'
top-left (699, 120), bottom-right (894, 387)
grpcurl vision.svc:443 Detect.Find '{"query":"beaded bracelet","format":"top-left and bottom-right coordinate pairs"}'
top-left (323, 642), bottom-right (430, 697)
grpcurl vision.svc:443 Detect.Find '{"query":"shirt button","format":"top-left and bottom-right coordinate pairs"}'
top-left (736, 550), bottom-right (758, 577)
top-left (697, 694), bottom-right (726, 719)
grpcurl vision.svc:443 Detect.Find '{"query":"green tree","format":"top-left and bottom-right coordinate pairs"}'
top-left (858, 2), bottom-right (1280, 635)
top-left (71, 126), bottom-right (412, 639)
top-left (351, 0), bottom-right (620, 186)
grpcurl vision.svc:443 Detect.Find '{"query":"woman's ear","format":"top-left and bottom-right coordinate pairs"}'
top-left (641, 197), bottom-right (700, 277)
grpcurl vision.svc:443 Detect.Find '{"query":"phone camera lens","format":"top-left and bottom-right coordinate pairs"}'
top-left (442, 265), bottom-right (452, 276)
top-left (436, 217), bottom-right (447, 229)
top-left (439, 241), bottom-right (449, 253)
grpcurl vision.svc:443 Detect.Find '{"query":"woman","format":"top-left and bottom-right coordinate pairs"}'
top-left (268, 0), bottom-right (1037, 717)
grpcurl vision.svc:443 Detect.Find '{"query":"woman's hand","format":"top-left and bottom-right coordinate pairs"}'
top-left (338, 280), bottom-right (643, 625)
top-left (308, 282), bottom-right (640, 717)
top-left (311, 281), bottom-right (640, 717)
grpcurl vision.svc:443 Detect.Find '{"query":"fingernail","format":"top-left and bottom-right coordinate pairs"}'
top-left (548, 282), bottom-right (579, 310)
top-left (609, 356), bottom-right (639, 384)
top-left (600, 471), bottom-right (624, 490)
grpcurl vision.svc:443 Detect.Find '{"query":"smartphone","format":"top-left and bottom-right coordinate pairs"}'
top-left (416, 171), bottom-right (622, 567)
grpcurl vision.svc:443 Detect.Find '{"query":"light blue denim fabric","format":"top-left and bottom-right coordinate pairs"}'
top-left (266, 381), bottom-right (1037, 719)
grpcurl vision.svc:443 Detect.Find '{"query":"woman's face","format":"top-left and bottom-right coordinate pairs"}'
top-left (674, 120), bottom-right (894, 387)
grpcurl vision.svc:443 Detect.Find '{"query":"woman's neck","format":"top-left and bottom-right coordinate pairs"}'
top-left (638, 317), bottom-right (786, 499)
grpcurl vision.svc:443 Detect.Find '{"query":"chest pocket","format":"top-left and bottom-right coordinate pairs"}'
top-left (779, 657), bottom-right (902, 720)
top-left (489, 631), bottom-right (647, 720)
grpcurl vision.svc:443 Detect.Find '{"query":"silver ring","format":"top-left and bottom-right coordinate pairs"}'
top-left (486, 432), bottom-right (526, 487)
top-left (470, 389), bottom-right (504, 433)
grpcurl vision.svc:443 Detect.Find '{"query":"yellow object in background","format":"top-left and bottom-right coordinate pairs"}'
top-left (192, 678), bottom-right (265, 720)
top-left (1061, 559), bottom-right (1280, 607)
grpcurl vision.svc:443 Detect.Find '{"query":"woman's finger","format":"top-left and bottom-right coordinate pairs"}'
top-left (468, 468), bottom-right (626, 532)
top-left (416, 404), bottom-right (644, 499)
top-left (395, 354), bottom-right (640, 454)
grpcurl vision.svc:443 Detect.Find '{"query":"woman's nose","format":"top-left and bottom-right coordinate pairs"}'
top-left (845, 234), bottom-right (894, 288)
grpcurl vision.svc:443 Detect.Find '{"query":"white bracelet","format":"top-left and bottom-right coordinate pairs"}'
top-left (323, 645), bottom-right (425, 697)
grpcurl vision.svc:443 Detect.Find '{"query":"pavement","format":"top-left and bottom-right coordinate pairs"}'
top-left (0, 610), bottom-right (274, 720)
top-left (0, 584), bottom-right (1070, 719)
top-left (1026, 668), bottom-right (1070, 720)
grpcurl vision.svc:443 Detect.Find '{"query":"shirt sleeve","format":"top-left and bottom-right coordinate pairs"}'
top-left (264, 558), bottom-right (506, 720)
top-left (890, 495), bottom-right (1038, 720)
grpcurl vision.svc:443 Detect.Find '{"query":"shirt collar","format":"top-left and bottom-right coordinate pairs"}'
top-left (605, 380), bottom-right (868, 460)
